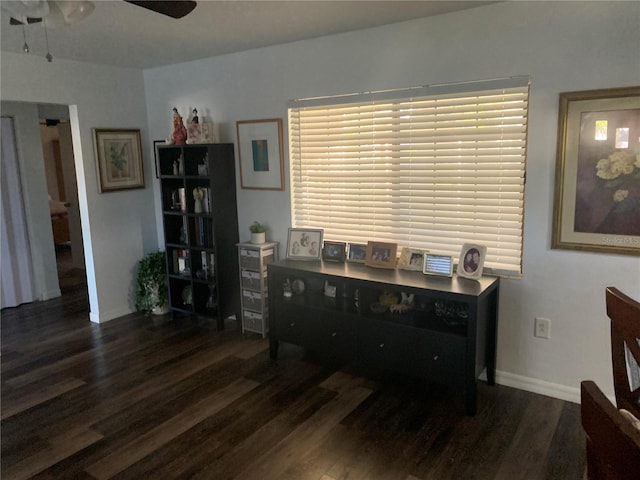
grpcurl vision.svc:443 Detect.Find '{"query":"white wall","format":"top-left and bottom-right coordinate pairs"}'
top-left (144, 1), bottom-right (640, 401)
top-left (1, 55), bottom-right (157, 322)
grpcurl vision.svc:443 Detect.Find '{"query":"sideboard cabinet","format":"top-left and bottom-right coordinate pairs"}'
top-left (267, 259), bottom-right (499, 415)
top-left (158, 143), bottom-right (240, 330)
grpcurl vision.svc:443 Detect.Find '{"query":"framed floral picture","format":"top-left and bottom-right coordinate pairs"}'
top-left (286, 228), bottom-right (323, 260)
top-left (552, 87), bottom-right (640, 255)
top-left (93, 129), bottom-right (144, 193)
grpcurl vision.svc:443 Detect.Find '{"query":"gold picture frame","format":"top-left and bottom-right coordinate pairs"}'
top-left (365, 241), bottom-right (397, 269)
top-left (236, 118), bottom-right (285, 190)
top-left (397, 247), bottom-right (429, 271)
top-left (552, 86), bottom-right (640, 255)
top-left (93, 128), bottom-right (144, 193)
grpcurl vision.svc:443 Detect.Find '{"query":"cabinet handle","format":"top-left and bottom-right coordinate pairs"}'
top-left (379, 343), bottom-right (385, 348)
top-left (289, 322), bottom-right (295, 328)
top-left (433, 355), bottom-right (439, 361)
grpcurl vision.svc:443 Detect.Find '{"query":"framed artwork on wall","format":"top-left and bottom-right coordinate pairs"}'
top-left (93, 128), bottom-right (144, 193)
top-left (552, 86), bottom-right (640, 255)
top-left (236, 118), bottom-right (285, 190)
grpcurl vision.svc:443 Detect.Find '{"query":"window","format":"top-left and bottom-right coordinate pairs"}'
top-left (288, 77), bottom-right (529, 276)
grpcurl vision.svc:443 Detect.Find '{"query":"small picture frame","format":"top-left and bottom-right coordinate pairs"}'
top-left (365, 241), bottom-right (398, 269)
top-left (286, 228), bottom-right (323, 260)
top-left (322, 241), bottom-right (347, 262)
top-left (397, 247), bottom-right (429, 271)
top-left (347, 243), bottom-right (367, 263)
top-left (456, 243), bottom-right (487, 280)
top-left (423, 253), bottom-right (454, 278)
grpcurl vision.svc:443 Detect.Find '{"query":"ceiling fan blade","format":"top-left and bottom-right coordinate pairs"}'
top-left (124, 1), bottom-right (196, 19)
top-left (9, 17), bottom-right (43, 25)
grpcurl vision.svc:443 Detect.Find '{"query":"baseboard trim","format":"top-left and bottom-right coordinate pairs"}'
top-left (40, 288), bottom-right (61, 301)
top-left (495, 370), bottom-right (581, 404)
top-left (90, 306), bottom-right (133, 324)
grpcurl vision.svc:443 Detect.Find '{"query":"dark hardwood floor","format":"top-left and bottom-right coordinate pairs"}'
top-left (1, 276), bottom-right (586, 479)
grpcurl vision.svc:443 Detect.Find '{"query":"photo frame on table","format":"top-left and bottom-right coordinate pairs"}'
top-left (365, 241), bottom-right (397, 269)
top-left (397, 247), bottom-right (429, 271)
top-left (236, 118), bottom-right (284, 190)
top-left (552, 86), bottom-right (640, 255)
top-left (456, 243), bottom-right (487, 280)
top-left (347, 243), bottom-right (367, 263)
top-left (322, 241), bottom-right (347, 262)
top-left (286, 228), bottom-right (323, 260)
top-left (93, 128), bottom-right (144, 193)
top-left (423, 253), bottom-right (454, 278)
top-left (153, 139), bottom-right (164, 179)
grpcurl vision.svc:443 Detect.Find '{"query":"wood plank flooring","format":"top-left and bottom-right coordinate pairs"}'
top-left (1, 281), bottom-right (587, 479)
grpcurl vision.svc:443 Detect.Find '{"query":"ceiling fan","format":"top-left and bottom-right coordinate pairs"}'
top-left (2, 0), bottom-right (197, 27)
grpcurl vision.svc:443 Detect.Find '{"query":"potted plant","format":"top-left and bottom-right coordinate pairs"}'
top-left (249, 221), bottom-right (266, 244)
top-left (135, 251), bottom-right (169, 315)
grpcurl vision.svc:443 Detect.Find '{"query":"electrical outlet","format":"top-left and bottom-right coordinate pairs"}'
top-left (534, 317), bottom-right (551, 339)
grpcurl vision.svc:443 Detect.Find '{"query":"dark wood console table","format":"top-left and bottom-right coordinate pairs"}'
top-left (267, 259), bottom-right (499, 415)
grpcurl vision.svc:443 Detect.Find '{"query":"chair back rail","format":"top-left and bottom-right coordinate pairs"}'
top-left (607, 286), bottom-right (640, 416)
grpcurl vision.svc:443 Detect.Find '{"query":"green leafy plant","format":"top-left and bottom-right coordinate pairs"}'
top-left (135, 251), bottom-right (168, 315)
top-left (249, 221), bottom-right (266, 233)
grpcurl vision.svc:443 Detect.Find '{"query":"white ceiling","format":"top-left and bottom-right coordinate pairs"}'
top-left (1, 1), bottom-right (496, 69)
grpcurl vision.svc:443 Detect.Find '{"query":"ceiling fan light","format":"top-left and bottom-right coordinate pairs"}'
top-left (1, 0), bottom-right (49, 25)
top-left (51, 0), bottom-right (94, 24)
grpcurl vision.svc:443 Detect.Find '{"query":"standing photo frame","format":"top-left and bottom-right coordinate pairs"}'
top-left (286, 228), bottom-right (323, 260)
top-left (93, 128), bottom-right (144, 193)
top-left (397, 247), bottom-right (429, 271)
top-left (456, 243), bottom-right (487, 280)
top-left (236, 118), bottom-right (285, 190)
top-left (552, 86), bottom-right (640, 255)
top-left (153, 139), bottom-right (164, 179)
top-left (346, 243), bottom-right (367, 263)
top-left (322, 241), bottom-right (347, 262)
top-left (365, 241), bottom-right (397, 269)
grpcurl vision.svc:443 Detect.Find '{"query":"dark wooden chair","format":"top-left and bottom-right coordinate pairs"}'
top-left (581, 286), bottom-right (640, 480)
top-left (607, 286), bottom-right (640, 416)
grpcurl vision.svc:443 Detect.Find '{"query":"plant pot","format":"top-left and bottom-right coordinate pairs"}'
top-left (251, 232), bottom-right (266, 244)
top-left (151, 303), bottom-right (170, 315)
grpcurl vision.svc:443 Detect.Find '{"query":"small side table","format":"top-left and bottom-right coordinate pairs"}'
top-left (237, 241), bottom-right (279, 337)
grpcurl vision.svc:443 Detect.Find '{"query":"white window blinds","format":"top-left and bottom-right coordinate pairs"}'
top-left (288, 77), bottom-right (529, 276)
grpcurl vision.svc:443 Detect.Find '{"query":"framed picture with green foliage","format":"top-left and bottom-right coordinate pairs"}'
top-left (93, 128), bottom-right (144, 193)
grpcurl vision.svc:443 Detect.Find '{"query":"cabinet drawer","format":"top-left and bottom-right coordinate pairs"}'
top-left (239, 248), bottom-right (260, 269)
top-left (314, 314), bottom-right (356, 360)
top-left (242, 290), bottom-right (266, 311)
top-left (243, 310), bottom-right (267, 332)
top-left (273, 311), bottom-right (319, 346)
top-left (409, 330), bottom-right (466, 386)
top-left (358, 319), bottom-right (466, 385)
top-left (241, 269), bottom-right (266, 290)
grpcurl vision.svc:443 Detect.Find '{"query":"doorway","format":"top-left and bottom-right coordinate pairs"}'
top-left (38, 108), bottom-right (86, 294)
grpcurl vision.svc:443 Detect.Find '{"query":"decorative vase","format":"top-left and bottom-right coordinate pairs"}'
top-left (251, 232), bottom-right (265, 244)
